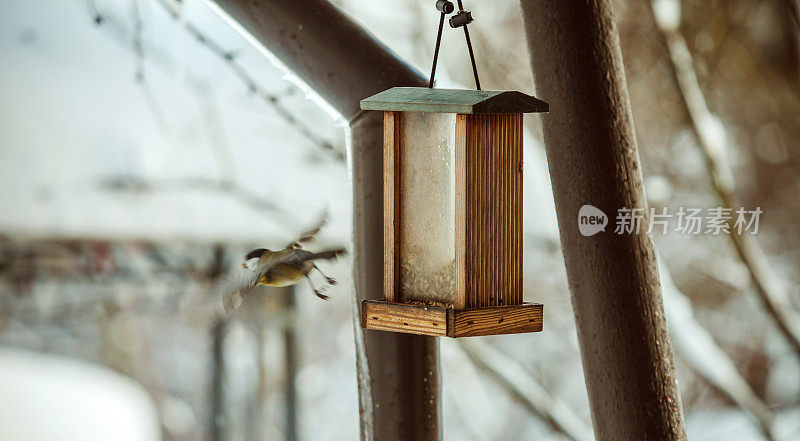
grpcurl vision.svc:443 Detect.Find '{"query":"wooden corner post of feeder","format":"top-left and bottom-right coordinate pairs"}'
top-left (359, 87), bottom-right (549, 338)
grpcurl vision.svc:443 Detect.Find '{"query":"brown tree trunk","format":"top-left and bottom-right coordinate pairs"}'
top-left (208, 1), bottom-right (439, 440)
top-left (520, 1), bottom-right (687, 439)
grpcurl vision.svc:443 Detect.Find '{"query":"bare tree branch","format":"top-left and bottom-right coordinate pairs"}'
top-left (659, 257), bottom-right (776, 441)
top-left (152, 0), bottom-right (345, 161)
top-left (86, 1), bottom-right (237, 182)
top-left (87, 0), bottom-right (343, 161)
top-left (652, 0), bottom-right (800, 359)
top-left (192, 80), bottom-right (237, 182)
top-left (130, 0), bottom-right (171, 134)
top-left (98, 174), bottom-right (287, 216)
top-left (524, 233), bottom-right (778, 439)
top-left (459, 340), bottom-right (593, 441)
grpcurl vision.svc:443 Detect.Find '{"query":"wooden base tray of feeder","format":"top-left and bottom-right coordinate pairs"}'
top-left (361, 300), bottom-right (543, 338)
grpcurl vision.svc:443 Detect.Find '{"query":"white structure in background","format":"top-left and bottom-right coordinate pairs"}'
top-left (0, 347), bottom-right (161, 441)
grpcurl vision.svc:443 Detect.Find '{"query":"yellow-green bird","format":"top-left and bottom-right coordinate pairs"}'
top-left (239, 244), bottom-right (345, 299)
top-left (221, 213), bottom-right (346, 314)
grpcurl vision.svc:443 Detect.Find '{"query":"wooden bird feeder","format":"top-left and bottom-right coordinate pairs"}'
top-left (359, 87), bottom-right (548, 337)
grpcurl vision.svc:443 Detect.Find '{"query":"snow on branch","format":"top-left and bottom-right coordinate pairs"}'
top-left (652, 0), bottom-right (800, 361)
top-left (152, 0), bottom-right (345, 161)
top-left (459, 340), bottom-right (593, 441)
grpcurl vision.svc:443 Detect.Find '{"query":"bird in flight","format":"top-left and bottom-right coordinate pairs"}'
top-left (220, 211), bottom-right (346, 315)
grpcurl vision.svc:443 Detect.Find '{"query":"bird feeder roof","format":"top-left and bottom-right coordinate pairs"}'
top-left (360, 87), bottom-right (549, 114)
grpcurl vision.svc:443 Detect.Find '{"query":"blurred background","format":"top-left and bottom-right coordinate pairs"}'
top-left (0, 0), bottom-right (799, 440)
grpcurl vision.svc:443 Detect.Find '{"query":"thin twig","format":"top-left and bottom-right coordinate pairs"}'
top-left (130, 0), bottom-right (171, 134)
top-left (98, 174), bottom-right (286, 216)
top-left (193, 80), bottom-right (237, 182)
top-left (86, 1), bottom-right (237, 182)
top-left (652, 0), bottom-right (800, 360)
top-left (87, 0), bottom-right (104, 25)
top-left (459, 340), bottom-right (593, 441)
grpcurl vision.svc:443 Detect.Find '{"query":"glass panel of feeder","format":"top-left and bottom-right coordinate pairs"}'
top-left (398, 112), bottom-right (456, 304)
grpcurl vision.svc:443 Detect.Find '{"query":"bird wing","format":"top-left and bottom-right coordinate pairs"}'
top-left (217, 266), bottom-right (262, 316)
top-left (287, 207), bottom-right (329, 248)
top-left (259, 248), bottom-right (347, 271)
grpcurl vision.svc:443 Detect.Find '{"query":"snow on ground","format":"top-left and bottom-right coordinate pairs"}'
top-left (0, 346), bottom-right (161, 441)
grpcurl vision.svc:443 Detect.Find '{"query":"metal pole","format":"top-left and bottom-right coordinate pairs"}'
top-left (351, 111), bottom-right (440, 441)
top-left (208, 245), bottom-right (228, 441)
top-left (208, 1), bottom-right (438, 440)
top-left (520, 1), bottom-right (687, 440)
top-left (211, 319), bottom-right (227, 441)
top-left (282, 286), bottom-right (298, 441)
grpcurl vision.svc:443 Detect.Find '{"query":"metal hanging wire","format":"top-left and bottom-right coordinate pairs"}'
top-left (427, 0), bottom-right (481, 90)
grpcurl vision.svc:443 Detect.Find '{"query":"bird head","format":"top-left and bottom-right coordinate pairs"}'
top-left (241, 248), bottom-right (270, 269)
